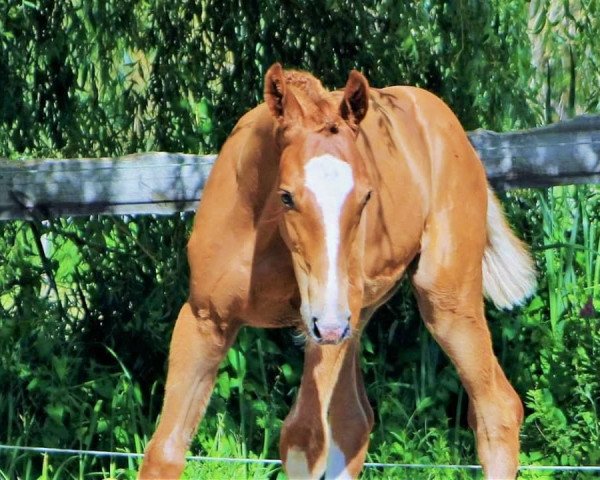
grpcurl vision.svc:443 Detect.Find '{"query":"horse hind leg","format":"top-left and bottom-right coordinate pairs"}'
top-left (139, 302), bottom-right (239, 479)
top-left (411, 221), bottom-right (523, 479)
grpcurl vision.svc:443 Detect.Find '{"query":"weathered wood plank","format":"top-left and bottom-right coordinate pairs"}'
top-left (0, 115), bottom-right (599, 220)
top-left (0, 153), bottom-right (215, 220)
top-left (469, 115), bottom-right (600, 189)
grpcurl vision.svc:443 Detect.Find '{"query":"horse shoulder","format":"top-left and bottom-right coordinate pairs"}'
top-left (185, 107), bottom-right (263, 311)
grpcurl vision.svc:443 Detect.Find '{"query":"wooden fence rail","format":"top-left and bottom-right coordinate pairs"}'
top-left (1, 115), bottom-right (599, 220)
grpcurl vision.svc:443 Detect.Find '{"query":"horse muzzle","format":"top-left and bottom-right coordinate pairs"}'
top-left (310, 315), bottom-right (351, 344)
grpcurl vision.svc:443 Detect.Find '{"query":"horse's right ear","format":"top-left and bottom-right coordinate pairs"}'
top-left (264, 63), bottom-right (302, 123)
top-left (340, 69), bottom-right (369, 131)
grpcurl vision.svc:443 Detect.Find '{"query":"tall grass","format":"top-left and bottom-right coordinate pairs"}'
top-left (499, 186), bottom-right (600, 479)
top-left (520, 186), bottom-right (600, 471)
top-left (0, 351), bottom-right (156, 479)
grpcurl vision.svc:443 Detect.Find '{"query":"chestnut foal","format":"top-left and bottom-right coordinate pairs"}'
top-left (139, 64), bottom-right (536, 479)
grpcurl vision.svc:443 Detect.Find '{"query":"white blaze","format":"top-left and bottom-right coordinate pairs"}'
top-left (304, 154), bottom-right (354, 319)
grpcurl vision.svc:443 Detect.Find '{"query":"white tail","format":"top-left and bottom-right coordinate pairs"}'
top-left (483, 188), bottom-right (537, 309)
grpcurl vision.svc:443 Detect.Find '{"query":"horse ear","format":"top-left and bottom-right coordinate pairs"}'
top-left (264, 63), bottom-right (302, 123)
top-left (340, 70), bottom-right (369, 130)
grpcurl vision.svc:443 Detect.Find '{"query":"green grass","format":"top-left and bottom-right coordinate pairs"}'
top-left (1, 186), bottom-right (599, 479)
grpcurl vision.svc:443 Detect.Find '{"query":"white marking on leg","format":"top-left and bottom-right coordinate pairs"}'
top-left (304, 154), bottom-right (354, 319)
top-left (326, 440), bottom-right (352, 479)
top-left (286, 448), bottom-right (312, 479)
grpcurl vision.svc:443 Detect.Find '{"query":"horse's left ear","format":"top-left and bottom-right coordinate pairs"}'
top-left (340, 70), bottom-right (369, 131)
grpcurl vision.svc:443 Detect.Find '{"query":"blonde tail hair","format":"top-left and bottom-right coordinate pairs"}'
top-left (483, 188), bottom-right (537, 309)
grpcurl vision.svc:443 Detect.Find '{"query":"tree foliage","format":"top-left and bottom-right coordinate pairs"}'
top-left (1, 1), bottom-right (599, 478)
top-left (0, 0), bottom-right (542, 160)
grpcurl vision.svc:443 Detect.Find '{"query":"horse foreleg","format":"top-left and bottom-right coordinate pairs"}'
top-left (139, 302), bottom-right (239, 479)
top-left (280, 340), bottom-right (353, 479)
top-left (325, 341), bottom-right (374, 479)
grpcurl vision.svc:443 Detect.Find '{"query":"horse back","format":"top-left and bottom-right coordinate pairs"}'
top-left (357, 86), bottom-right (488, 307)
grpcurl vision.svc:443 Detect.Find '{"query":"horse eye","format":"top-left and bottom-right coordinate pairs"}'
top-left (280, 190), bottom-right (295, 208)
top-left (364, 190), bottom-right (372, 204)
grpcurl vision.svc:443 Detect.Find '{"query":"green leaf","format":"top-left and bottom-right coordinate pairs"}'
top-left (46, 404), bottom-right (64, 423)
top-left (415, 396), bottom-right (434, 413)
top-left (216, 371), bottom-right (231, 400)
top-left (52, 357), bottom-right (69, 382)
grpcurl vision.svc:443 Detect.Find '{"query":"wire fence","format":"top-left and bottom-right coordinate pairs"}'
top-left (2, 444), bottom-right (600, 473)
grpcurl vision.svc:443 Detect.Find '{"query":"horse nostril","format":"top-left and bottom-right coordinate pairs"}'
top-left (311, 317), bottom-right (321, 339)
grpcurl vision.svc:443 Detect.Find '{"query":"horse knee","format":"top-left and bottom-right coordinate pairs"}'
top-left (280, 415), bottom-right (327, 478)
top-left (280, 417), bottom-right (327, 457)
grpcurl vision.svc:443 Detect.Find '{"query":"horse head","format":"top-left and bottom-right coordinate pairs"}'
top-left (264, 63), bottom-right (372, 345)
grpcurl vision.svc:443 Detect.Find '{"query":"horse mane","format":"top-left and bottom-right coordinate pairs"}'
top-left (281, 69), bottom-right (340, 127)
top-left (283, 69), bottom-right (329, 104)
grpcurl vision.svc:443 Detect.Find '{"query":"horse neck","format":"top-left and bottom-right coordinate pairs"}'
top-left (227, 108), bottom-right (283, 239)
